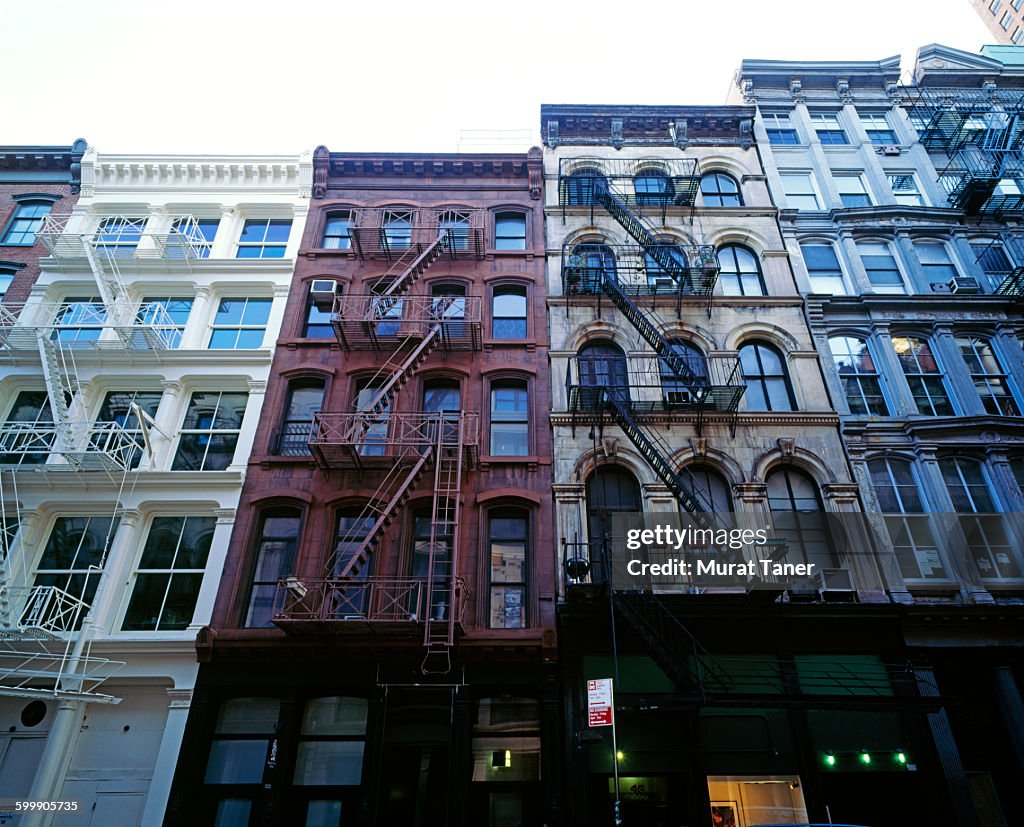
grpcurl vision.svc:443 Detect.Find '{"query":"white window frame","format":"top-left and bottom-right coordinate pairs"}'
top-left (779, 172), bottom-right (821, 210)
top-left (887, 173), bottom-right (927, 207)
top-left (857, 240), bottom-right (907, 295)
top-left (833, 173), bottom-right (873, 208)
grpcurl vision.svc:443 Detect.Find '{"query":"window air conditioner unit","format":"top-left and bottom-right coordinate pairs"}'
top-left (652, 277), bottom-right (677, 290)
top-left (880, 145), bottom-right (902, 156)
top-left (949, 277), bottom-right (981, 295)
top-left (665, 390), bottom-right (696, 406)
top-left (930, 282), bottom-right (952, 294)
top-left (310, 279), bottom-right (340, 311)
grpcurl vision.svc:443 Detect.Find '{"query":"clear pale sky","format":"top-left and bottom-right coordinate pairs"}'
top-left (1, 0), bottom-right (995, 155)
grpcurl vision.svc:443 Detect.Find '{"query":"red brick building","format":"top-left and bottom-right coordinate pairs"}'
top-left (0, 140), bottom-right (86, 305)
top-left (167, 147), bottom-right (560, 826)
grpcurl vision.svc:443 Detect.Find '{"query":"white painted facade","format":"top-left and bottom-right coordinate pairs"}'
top-left (0, 149), bottom-right (311, 826)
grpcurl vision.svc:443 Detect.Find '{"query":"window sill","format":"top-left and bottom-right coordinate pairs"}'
top-left (0, 242), bottom-right (36, 248)
top-left (483, 338), bottom-right (537, 352)
top-left (478, 455), bottom-right (548, 470)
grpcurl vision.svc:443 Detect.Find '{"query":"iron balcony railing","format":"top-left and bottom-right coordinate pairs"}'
top-left (565, 353), bottom-right (745, 416)
top-left (903, 86), bottom-right (1024, 152)
top-left (986, 231), bottom-right (1024, 296)
top-left (0, 301), bottom-right (183, 352)
top-left (330, 294), bottom-right (483, 351)
top-left (38, 214), bottom-right (213, 263)
top-left (1, 585), bottom-right (90, 634)
top-left (273, 421), bottom-right (315, 456)
top-left (561, 243), bottom-right (719, 299)
top-left (271, 576), bottom-right (467, 629)
top-left (0, 420), bottom-right (145, 472)
top-left (556, 157), bottom-right (701, 210)
top-left (309, 411), bottom-right (479, 470)
top-left (348, 208), bottom-right (486, 259)
top-left (938, 148), bottom-right (1024, 214)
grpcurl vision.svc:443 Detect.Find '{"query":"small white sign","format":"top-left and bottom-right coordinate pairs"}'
top-left (587, 678), bottom-right (614, 727)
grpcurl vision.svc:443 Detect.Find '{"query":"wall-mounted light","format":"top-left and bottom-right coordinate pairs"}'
top-left (859, 750), bottom-right (872, 765)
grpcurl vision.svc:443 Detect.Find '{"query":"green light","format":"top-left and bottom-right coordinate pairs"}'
top-left (824, 752), bottom-right (836, 767)
top-left (896, 751), bottom-right (907, 764)
top-left (616, 751), bottom-right (624, 761)
top-left (860, 751), bottom-right (872, 765)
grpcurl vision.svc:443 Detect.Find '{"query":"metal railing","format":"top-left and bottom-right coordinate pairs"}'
top-left (330, 294), bottom-right (483, 350)
top-left (38, 213), bottom-right (211, 263)
top-left (0, 421), bottom-right (143, 471)
top-left (556, 157), bottom-right (701, 209)
top-left (561, 243), bottom-right (719, 298)
top-left (0, 301), bottom-right (183, 352)
top-left (349, 208), bottom-right (486, 259)
top-left (272, 576), bottom-right (467, 626)
top-left (2, 585), bottom-right (89, 634)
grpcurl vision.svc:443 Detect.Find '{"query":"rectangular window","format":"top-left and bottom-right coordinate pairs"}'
top-left (1, 201), bottom-right (53, 246)
top-left (490, 383), bottom-right (528, 456)
top-left (494, 213), bottom-right (527, 251)
top-left (892, 336), bottom-right (956, 417)
top-left (208, 297), bottom-right (272, 349)
top-left (303, 290), bottom-right (334, 338)
top-left (1014, 0), bottom-right (1022, 10)
top-left (1002, 10), bottom-right (1013, 28)
top-left (834, 174), bottom-right (872, 208)
top-left (780, 173), bottom-right (820, 210)
top-left (915, 242), bottom-right (959, 282)
top-left (0, 267), bottom-right (14, 299)
top-left (810, 112), bottom-right (849, 145)
top-left (763, 112), bottom-right (799, 145)
top-left (52, 297), bottom-right (106, 345)
top-left (991, 0), bottom-right (1001, 12)
top-left (957, 336), bottom-right (1020, 416)
top-left (94, 216), bottom-right (146, 257)
top-left (122, 516), bottom-right (215, 630)
top-left (172, 391), bottom-right (248, 471)
top-left (888, 174), bottom-right (926, 206)
top-left (236, 219), bottom-right (291, 258)
top-left (972, 242), bottom-right (1013, 286)
top-left (32, 516), bottom-right (120, 628)
top-left (492, 286), bottom-right (527, 339)
top-left (1013, 27), bottom-right (1024, 43)
top-left (94, 390), bottom-right (163, 469)
top-left (321, 212), bottom-right (352, 249)
top-left (858, 241), bottom-right (906, 294)
top-left (205, 698), bottom-right (280, 787)
top-left (860, 112), bottom-right (897, 144)
top-left (294, 698), bottom-right (367, 787)
top-left (1, 390), bottom-right (54, 466)
top-left (170, 217), bottom-right (218, 259)
top-left (138, 296), bottom-right (193, 347)
top-left (489, 513), bottom-right (527, 629)
top-left (800, 243), bottom-right (847, 294)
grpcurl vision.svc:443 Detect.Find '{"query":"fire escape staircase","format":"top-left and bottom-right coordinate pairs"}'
top-left (371, 233), bottom-right (451, 318)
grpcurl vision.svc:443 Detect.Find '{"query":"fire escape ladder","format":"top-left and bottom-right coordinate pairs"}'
top-left (601, 390), bottom-right (713, 526)
top-left (614, 593), bottom-right (735, 700)
top-left (422, 412), bottom-right (466, 674)
top-left (372, 232), bottom-right (450, 316)
top-left (333, 449), bottom-right (434, 582)
top-left (599, 275), bottom-right (710, 399)
top-left (592, 180), bottom-right (693, 287)
top-left (36, 333), bottom-right (80, 458)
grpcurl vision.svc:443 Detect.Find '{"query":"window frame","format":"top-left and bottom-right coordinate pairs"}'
top-left (235, 218), bottom-right (292, 259)
top-left (833, 173), bottom-right (873, 208)
top-left (857, 240), bottom-right (907, 294)
top-left (888, 173), bottom-right (926, 207)
top-left (891, 335), bottom-right (957, 417)
top-left (700, 171), bottom-right (742, 207)
top-left (243, 507), bottom-right (304, 628)
top-left (320, 211), bottom-right (352, 250)
top-left (859, 112), bottom-right (897, 145)
top-left (828, 335), bottom-right (890, 416)
top-left (207, 296), bottom-right (272, 349)
top-left (274, 377), bottom-right (326, 456)
top-left (913, 240), bottom-right (960, 284)
top-left (171, 390), bottom-right (249, 472)
top-left (800, 242), bottom-right (848, 295)
top-left (491, 283), bottom-right (528, 339)
top-left (493, 212), bottom-right (528, 251)
top-left (1, 197), bottom-right (59, 247)
top-left (809, 111), bottom-right (850, 145)
top-left (739, 341), bottom-right (796, 412)
top-left (955, 334), bottom-right (1021, 416)
top-left (489, 379), bottom-right (530, 457)
top-left (121, 515), bottom-right (216, 631)
top-left (487, 507), bottom-right (530, 630)
top-left (779, 172), bottom-right (821, 210)
top-left (762, 111), bottom-right (800, 145)
top-left (717, 244), bottom-right (766, 297)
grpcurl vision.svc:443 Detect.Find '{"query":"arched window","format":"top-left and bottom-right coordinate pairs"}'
top-left (634, 168), bottom-right (674, 205)
top-left (940, 457), bottom-right (1018, 579)
top-left (321, 211), bottom-right (351, 249)
top-left (717, 244), bottom-right (765, 297)
top-left (276, 378), bottom-right (325, 455)
top-left (566, 243), bottom-right (617, 293)
top-left (488, 508), bottom-right (529, 628)
top-left (766, 468), bottom-right (835, 566)
top-left (382, 209), bottom-right (412, 249)
top-left (422, 378), bottom-right (461, 412)
top-left (437, 209), bottom-right (471, 252)
top-left (1, 198), bottom-right (57, 246)
top-left (564, 167), bottom-right (606, 206)
top-left (644, 243), bottom-right (689, 287)
top-left (891, 336), bottom-right (955, 416)
top-left (868, 457), bottom-right (943, 580)
top-left (494, 213), bottom-right (527, 250)
top-left (577, 340), bottom-right (629, 402)
top-left (245, 507), bottom-right (302, 627)
top-left (740, 341), bottom-right (795, 411)
top-left (956, 335), bottom-right (1020, 416)
top-left (685, 464), bottom-right (733, 513)
top-left (660, 339), bottom-right (708, 405)
top-left (492, 285), bottom-right (527, 338)
top-left (700, 172), bottom-right (742, 207)
top-left (585, 466), bottom-right (642, 583)
top-left (828, 336), bottom-right (889, 416)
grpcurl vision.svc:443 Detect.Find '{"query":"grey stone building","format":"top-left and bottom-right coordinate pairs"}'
top-left (735, 45), bottom-right (1024, 827)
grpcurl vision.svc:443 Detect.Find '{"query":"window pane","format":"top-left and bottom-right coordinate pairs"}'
top-left (301, 697), bottom-right (368, 736)
top-left (205, 741), bottom-right (268, 784)
top-left (293, 742), bottom-right (364, 786)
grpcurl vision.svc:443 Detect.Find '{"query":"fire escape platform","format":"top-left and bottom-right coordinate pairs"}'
top-left (556, 157), bottom-right (701, 210)
top-left (562, 244), bottom-right (719, 299)
top-left (330, 295), bottom-right (483, 352)
top-left (348, 208), bottom-right (486, 260)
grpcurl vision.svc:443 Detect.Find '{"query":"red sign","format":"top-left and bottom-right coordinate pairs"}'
top-left (587, 678), bottom-right (614, 727)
